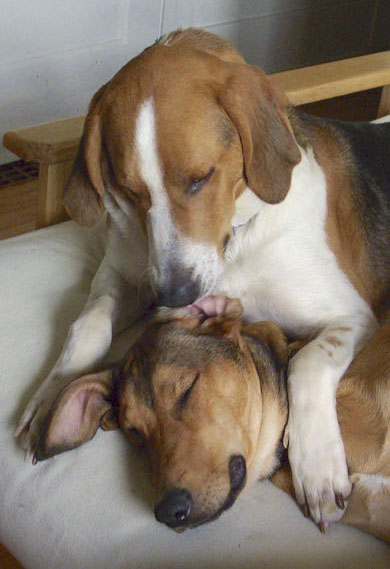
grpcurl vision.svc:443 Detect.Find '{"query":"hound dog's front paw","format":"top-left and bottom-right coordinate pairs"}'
top-left (15, 377), bottom-right (72, 462)
top-left (284, 405), bottom-right (352, 531)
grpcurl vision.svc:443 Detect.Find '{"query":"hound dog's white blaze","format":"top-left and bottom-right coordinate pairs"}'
top-left (135, 97), bottom-right (173, 283)
top-left (135, 97), bottom-right (219, 297)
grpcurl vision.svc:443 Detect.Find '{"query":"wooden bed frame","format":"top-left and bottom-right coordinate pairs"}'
top-left (3, 51), bottom-right (390, 232)
top-left (1, 50), bottom-right (390, 569)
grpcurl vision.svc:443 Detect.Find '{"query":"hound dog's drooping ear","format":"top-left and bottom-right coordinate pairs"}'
top-left (63, 85), bottom-right (107, 226)
top-left (34, 369), bottom-right (118, 462)
top-left (219, 64), bottom-right (301, 204)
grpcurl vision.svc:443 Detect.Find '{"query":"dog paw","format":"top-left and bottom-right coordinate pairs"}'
top-left (285, 409), bottom-right (352, 528)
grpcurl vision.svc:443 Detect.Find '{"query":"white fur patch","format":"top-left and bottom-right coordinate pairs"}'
top-left (351, 473), bottom-right (390, 494)
top-left (232, 187), bottom-right (264, 228)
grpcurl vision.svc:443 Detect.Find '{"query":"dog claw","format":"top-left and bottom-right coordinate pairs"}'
top-left (335, 493), bottom-right (345, 510)
top-left (283, 429), bottom-right (289, 449)
top-left (318, 521), bottom-right (330, 534)
top-left (301, 503), bottom-right (310, 519)
top-left (15, 425), bottom-right (23, 438)
top-left (15, 418), bottom-right (29, 438)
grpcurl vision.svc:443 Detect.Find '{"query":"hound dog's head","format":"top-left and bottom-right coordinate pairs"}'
top-left (64, 28), bottom-right (300, 306)
top-left (34, 298), bottom-right (290, 530)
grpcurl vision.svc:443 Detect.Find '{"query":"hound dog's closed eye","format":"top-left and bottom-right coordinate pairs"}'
top-left (16, 27), bottom-right (389, 529)
top-left (33, 298), bottom-right (390, 542)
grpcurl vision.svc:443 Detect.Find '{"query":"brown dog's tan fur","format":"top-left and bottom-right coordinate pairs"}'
top-left (34, 299), bottom-right (390, 541)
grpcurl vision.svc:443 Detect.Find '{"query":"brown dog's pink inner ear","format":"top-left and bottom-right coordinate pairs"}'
top-left (219, 63), bottom-right (301, 204)
top-left (34, 370), bottom-right (116, 462)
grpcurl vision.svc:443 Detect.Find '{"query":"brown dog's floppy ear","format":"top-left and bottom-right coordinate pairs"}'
top-left (243, 321), bottom-right (289, 367)
top-left (219, 64), bottom-right (301, 204)
top-left (63, 86), bottom-right (106, 226)
top-left (194, 295), bottom-right (243, 342)
top-left (34, 369), bottom-right (118, 462)
top-left (199, 316), bottom-right (241, 343)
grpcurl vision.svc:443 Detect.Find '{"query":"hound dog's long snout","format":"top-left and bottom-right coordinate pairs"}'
top-left (154, 455), bottom-right (247, 529)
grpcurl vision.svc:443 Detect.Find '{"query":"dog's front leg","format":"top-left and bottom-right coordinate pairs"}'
top-left (16, 259), bottom-right (151, 458)
top-left (284, 312), bottom-right (378, 530)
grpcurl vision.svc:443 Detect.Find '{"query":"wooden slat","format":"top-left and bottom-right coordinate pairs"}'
top-left (378, 84), bottom-right (390, 117)
top-left (3, 116), bottom-right (85, 164)
top-left (271, 51), bottom-right (390, 106)
top-left (36, 161), bottom-right (71, 228)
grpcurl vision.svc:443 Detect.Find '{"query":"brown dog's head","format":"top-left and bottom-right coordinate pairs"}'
top-left (34, 299), bottom-right (289, 530)
top-left (64, 28), bottom-right (300, 307)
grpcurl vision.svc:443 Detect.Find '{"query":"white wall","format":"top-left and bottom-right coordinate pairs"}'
top-left (0, 0), bottom-right (385, 164)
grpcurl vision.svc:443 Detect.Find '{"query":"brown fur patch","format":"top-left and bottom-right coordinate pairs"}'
top-left (324, 336), bottom-right (344, 347)
top-left (156, 28), bottom-right (245, 65)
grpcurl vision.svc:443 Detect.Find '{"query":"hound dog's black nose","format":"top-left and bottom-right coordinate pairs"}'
top-left (154, 489), bottom-right (193, 528)
top-left (155, 279), bottom-right (201, 307)
top-left (154, 262), bottom-right (202, 307)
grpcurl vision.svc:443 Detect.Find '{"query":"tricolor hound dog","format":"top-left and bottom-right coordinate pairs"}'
top-left (16, 29), bottom-right (390, 529)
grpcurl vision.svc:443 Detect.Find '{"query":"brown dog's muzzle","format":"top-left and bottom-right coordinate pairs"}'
top-left (154, 454), bottom-right (247, 530)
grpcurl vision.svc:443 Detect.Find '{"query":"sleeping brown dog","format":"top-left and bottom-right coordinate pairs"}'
top-left (33, 298), bottom-right (390, 542)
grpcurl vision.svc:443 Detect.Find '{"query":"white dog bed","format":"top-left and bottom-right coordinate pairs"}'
top-left (1, 220), bottom-right (389, 569)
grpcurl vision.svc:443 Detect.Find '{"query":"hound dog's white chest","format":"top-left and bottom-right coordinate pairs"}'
top-left (220, 147), bottom-right (371, 336)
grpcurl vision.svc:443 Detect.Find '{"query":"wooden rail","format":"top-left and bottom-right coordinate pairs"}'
top-left (3, 51), bottom-right (390, 228)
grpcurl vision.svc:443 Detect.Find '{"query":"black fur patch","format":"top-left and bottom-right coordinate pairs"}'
top-left (243, 333), bottom-right (288, 405)
top-left (331, 119), bottom-right (390, 286)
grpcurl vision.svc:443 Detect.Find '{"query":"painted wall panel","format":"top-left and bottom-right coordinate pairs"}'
top-left (0, 0), bottom-right (127, 64)
top-left (205, 1), bottom-right (376, 72)
top-left (0, 0), bottom-right (162, 164)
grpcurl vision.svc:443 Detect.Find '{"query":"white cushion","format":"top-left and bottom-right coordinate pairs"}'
top-left (1, 221), bottom-right (389, 569)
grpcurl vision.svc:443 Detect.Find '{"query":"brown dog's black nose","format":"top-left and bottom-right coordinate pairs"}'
top-left (229, 455), bottom-right (246, 490)
top-left (154, 489), bottom-right (193, 528)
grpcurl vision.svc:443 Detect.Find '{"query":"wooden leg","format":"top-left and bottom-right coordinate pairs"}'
top-left (36, 161), bottom-right (72, 228)
top-left (377, 84), bottom-right (390, 118)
